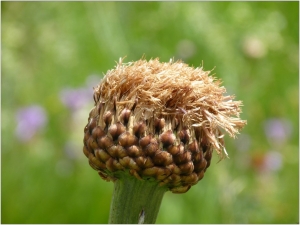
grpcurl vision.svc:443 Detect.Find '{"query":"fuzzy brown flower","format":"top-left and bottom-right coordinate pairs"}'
top-left (83, 58), bottom-right (246, 193)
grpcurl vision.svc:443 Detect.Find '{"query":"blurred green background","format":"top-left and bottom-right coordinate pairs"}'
top-left (1, 2), bottom-right (299, 224)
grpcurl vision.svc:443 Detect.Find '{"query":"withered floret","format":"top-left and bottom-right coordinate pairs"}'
top-left (83, 58), bottom-right (246, 193)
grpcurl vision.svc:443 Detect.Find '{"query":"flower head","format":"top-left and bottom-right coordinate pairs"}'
top-left (83, 58), bottom-right (246, 193)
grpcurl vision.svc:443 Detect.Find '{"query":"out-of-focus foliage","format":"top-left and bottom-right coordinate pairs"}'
top-left (1, 2), bottom-right (298, 223)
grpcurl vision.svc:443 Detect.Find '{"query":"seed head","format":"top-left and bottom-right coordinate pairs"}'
top-left (83, 58), bottom-right (246, 193)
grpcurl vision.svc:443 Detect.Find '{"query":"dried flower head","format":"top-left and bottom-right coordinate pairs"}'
top-left (83, 58), bottom-right (246, 193)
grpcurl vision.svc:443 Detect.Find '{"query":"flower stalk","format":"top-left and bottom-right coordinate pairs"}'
top-left (109, 172), bottom-right (167, 224)
top-left (83, 57), bottom-right (246, 223)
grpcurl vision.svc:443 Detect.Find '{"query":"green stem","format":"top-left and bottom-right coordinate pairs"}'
top-left (109, 173), bottom-right (167, 224)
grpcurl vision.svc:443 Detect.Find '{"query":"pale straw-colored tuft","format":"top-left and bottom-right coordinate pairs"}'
top-left (94, 57), bottom-right (246, 159)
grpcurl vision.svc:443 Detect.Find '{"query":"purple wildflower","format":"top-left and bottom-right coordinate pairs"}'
top-left (15, 105), bottom-right (48, 142)
top-left (60, 75), bottom-right (101, 111)
top-left (263, 151), bottom-right (282, 172)
top-left (263, 118), bottom-right (292, 145)
top-left (60, 87), bottom-right (92, 111)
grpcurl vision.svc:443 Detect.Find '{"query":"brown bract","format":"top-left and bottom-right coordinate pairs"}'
top-left (83, 57), bottom-right (246, 193)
